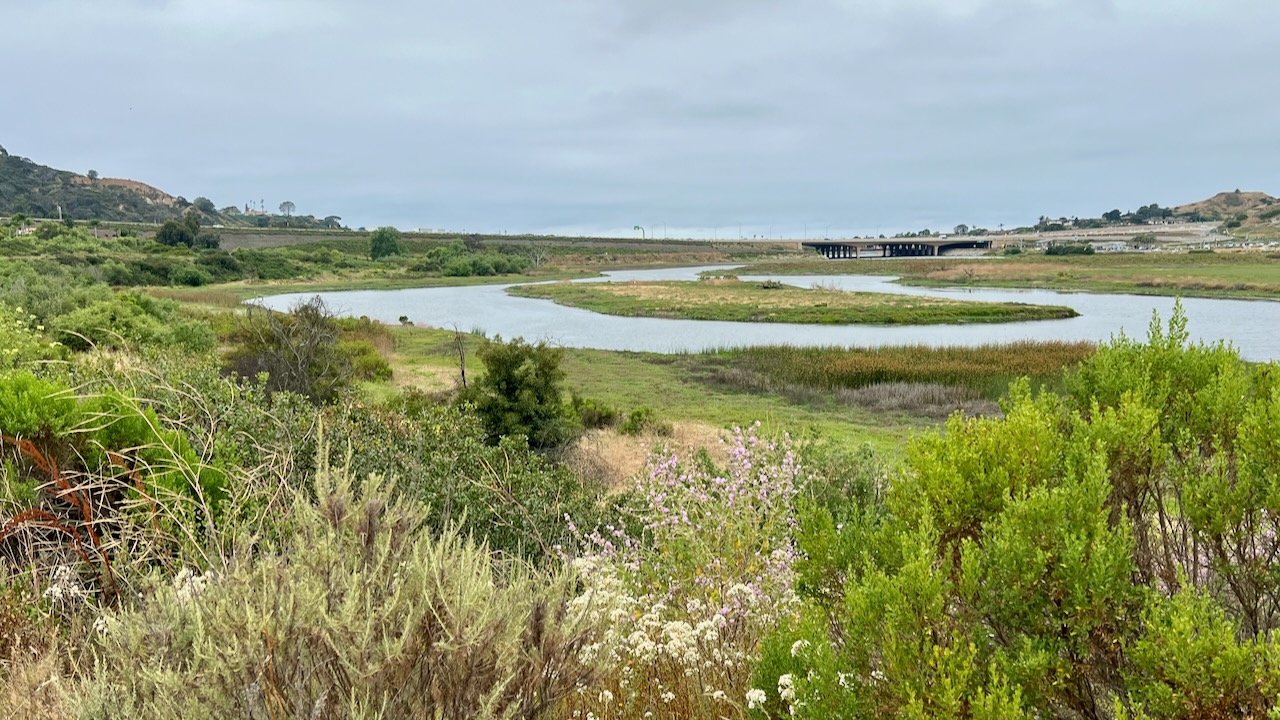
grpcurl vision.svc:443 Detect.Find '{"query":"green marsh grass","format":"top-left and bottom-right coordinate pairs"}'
top-left (509, 279), bottom-right (1077, 324)
top-left (690, 340), bottom-right (1096, 400)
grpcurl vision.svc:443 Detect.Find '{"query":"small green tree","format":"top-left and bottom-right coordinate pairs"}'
top-left (193, 196), bottom-right (216, 214)
top-left (460, 336), bottom-right (579, 449)
top-left (279, 200), bottom-right (295, 217)
top-left (155, 219), bottom-right (195, 247)
top-left (369, 226), bottom-right (402, 260)
top-left (87, 169), bottom-right (99, 180)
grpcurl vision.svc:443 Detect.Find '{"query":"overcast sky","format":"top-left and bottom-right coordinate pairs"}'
top-left (2, 0), bottom-right (1277, 237)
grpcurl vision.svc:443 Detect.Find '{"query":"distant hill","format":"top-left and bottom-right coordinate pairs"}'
top-left (0, 146), bottom-right (233, 225)
top-left (0, 145), bottom-right (343, 230)
top-left (1174, 190), bottom-right (1280, 229)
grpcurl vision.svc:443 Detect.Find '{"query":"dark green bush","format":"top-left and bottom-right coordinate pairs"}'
top-left (339, 338), bottom-right (393, 381)
top-left (571, 392), bottom-right (621, 429)
top-left (170, 265), bottom-right (213, 287)
top-left (619, 406), bottom-right (672, 436)
top-left (458, 336), bottom-right (580, 450)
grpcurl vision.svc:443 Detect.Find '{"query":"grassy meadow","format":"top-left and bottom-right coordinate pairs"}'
top-left (509, 278), bottom-right (1077, 324)
top-left (382, 324), bottom-right (1095, 455)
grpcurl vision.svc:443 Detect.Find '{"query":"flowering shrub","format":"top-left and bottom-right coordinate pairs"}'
top-left (0, 304), bottom-right (59, 370)
top-left (564, 424), bottom-right (802, 718)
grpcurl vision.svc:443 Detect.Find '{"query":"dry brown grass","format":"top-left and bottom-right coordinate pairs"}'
top-left (0, 651), bottom-right (70, 720)
top-left (562, 423), bottom-right (731, 493)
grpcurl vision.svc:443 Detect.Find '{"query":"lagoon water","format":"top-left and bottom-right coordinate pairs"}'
top-left (255, 265), bottom-right (1280, 362)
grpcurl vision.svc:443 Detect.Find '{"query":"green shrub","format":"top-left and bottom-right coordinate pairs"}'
top-left (316, 399), bottom-right (604, 561)
top-left (759, 304), bottom-right (1280, 718)
top-left (338, 338), bottom-right (393, 381)
top-left (170, 265), bottom-right (213, 287)
top-left (619, 406), bottom-right (672, 436)
top-left (0, 304), bottom-right (60, 370)
top-left (571, 392), bottom-right (620, 430)
top-left (459, 336), bottom-right (580, 450)
top-left (51, 292), bottom-right (215, 353)
top-left (0, 372), bottom-right (229, 605)
top-left (369, 226), bottom-right (402, 260)
top-left (443, 256), bottom-right (474, 276)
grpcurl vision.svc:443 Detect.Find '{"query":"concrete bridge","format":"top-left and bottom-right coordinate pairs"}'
top-left (802, 237), bottom-right (993, 259)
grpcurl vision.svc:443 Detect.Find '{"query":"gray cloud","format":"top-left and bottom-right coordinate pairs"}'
top-left (2, 0), bottom-right (1276, 235)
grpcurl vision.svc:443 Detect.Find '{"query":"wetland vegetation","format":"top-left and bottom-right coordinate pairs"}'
top-left (509, 278), bottom-right (1078, 324)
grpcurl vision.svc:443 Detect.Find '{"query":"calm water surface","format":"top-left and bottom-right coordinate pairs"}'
top-left (255, 265), bottom-right (1280, 362)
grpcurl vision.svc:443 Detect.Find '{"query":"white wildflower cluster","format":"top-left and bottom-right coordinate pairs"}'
top-left (173, 567), bottom-right (219, 604)
top-left (746, 687), bottom-right (767, 709)
top-left (778, 673), bottom-right (796, 703)
top-left (43, 565), bottom-right (88, 604)
top-left (563, 425), bottom-right (806, 716)
top-left (92, 613), bottom-right (121, 638)
top-left (777, 673), bottom-right (806, 715)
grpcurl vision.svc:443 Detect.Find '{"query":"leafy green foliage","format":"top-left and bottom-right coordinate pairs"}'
top-left (317, 397), bottom-right (604, 561)
top-left (761, 303), bottom-right (1280, 718)
top-left (368, 225), bottom-right (402, 260)
top-left (154, 219), bottom-right (194, 247)
top-left (408, 240), bottom-right (531, 276)
top-left (0, 304), bottom-right (60, 370)
top-left (51, 292), bottom-right (215, 353)
top-left (618, 405), bottom-right (672, 436)
top-left (570, 392), bottom-right (621, 430)
top-left (460, 336), bottom-right (580, 449)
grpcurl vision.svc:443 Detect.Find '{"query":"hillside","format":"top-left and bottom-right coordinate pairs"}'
top-left (0, 146), bottom-right (343, 229)
top-left (1175, 190), bottom-right (1280, 229)
top-left (0, 146), bottom-right (235, 225)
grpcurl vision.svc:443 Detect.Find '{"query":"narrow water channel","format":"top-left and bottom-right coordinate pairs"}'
top-left (254, 265), bottom-right (1280, 362)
